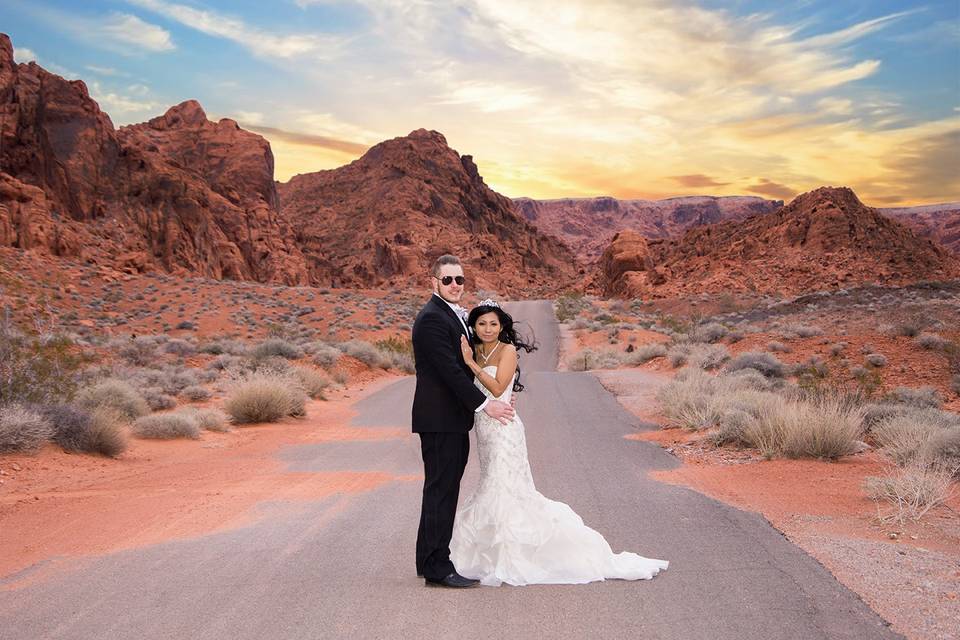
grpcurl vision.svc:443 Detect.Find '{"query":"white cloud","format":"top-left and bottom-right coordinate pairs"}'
top-left (294, 111), bottom-right (385, 143)
top-left (232, 110), bottom-right (265, 125)
top-left (89, 81), bottom-right (159, 122)
top-left (85, 64), bottom-right (128, 77)
top-left (12, 46), bottom-right (38, 63)
top-left (101, 12), bottom-right (175, 52)
top-left (439, 81), bottom-right (540, 112)
top-left (128, 0), bottom-right (346, 59)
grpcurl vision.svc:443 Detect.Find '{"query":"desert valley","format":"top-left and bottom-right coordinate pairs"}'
top-left (2, 30), bottom-right (960, 640)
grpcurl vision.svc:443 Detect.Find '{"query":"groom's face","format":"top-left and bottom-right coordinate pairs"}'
top-left (433, 264), bottom-right (465, 304)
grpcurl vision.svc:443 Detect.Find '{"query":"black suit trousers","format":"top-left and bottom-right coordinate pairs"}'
top-left (416, 431), bottom-right (470, 580)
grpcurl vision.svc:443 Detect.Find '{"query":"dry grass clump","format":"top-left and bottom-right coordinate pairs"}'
top-left (119, 337), bottom-right (159, 366)
top-left (865, 463), bottom-right (955, 523)
top-left (163, 338), bottom-right (196, 357)
top-left (689, 322), bottom-right (728, 343)
top-left (142, 387), bottom-right (177, 411)
top-left (766, 341), bottom-right (791, 353)
top-left (871, 408), bottom-right (960, 469)
top-left (0, 404), bottom-right (55, 453)
top-left (180, 385), bottom-right (212, 402)
top-left (781, 323), bottom-right (823, 338)
top-left (659, 368), bottom-right (864, 459)
top-left (289, 365), bottom-right (332, 399)
top-left (740, 394), bottom-right (865, 459)
top-left (132, 413), bottom-right (201, 439)
top-left (667, 343), bottom-right (730, 370)
top-left (177, 407), bottom-right (230, 432)
top-left (885, 386), bottom-right (942, 409)
top-left (224, 371), bottom-right (307, 424)
top-left (250, 338), bottom-right (303, 361)
top-left (626, 343), bottom-right (667, 365)
top-left (308, 342), bottom-right (342, 369)
top-left (724, 352), bottom-right (787, 379)
top-left (914, 332), bottom-right (949, 351)
top-left (864, 353), bottom-right (887, 367)
top-left (76, 379), bottom-right (149, 420)
top-left (339, 340), bottom-right (390, 369)
top-left (566, 348), bottom-right (623, 371)
top-left (43, 404), bottom-right (127, 457)
top-left (0, 324), bottom-right (81, 406)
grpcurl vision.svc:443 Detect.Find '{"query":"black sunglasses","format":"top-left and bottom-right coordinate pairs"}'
top-left (436, 275), bottom-right (465, 286)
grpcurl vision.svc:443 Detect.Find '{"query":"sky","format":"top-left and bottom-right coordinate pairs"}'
top-left (2, 0), bottom-right (959, 205)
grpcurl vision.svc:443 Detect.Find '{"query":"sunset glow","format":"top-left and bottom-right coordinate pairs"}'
top-left (3, 0), bottom-right (958, 205)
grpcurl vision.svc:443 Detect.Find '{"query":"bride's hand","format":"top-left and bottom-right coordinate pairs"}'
top-left (460, 335), bottom-right (476, 366)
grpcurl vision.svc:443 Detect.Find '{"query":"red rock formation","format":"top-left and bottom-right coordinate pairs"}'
top-left (278, 129), bottom-right (579, 296)
top-left (598, 187), bottom-right (960, 298)
top-left (881, 203), bottom-right (960, 255)
top-left (515, 195), bottom-right (781, 263)
top-left (0, 33), bottom-right (308, 282)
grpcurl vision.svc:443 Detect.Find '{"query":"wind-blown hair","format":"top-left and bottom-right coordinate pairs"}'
top-left (467, 304), bottom-right (537, 392)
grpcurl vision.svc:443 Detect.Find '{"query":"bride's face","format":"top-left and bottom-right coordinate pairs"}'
top-left (474, 312), bottom-right (501, 344)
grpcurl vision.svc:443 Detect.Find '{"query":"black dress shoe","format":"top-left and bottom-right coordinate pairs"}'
top-left (424, 572), bottom-right (480, 588)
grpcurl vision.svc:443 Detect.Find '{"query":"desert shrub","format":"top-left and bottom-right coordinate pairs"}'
top-left (722, 367), bottom-right (783, 392)
top-left (119, 337), bottom-right (159, 366)
top-left (387, 351), bottom-right (416, 373)
top-left (690, 322), bottom-right (728, 344)
top-left (224, 371), bottom-right (307, 424)
top-left (864, 353), bottom-right (887, 367)
top-left (132, 413), bottom-right (201, 439)
top-left (208, 354), bottom-right (245, 371)
top-left (885, 386), bottom-right (942, 409)
top-left (914, 332), bottom-right (948, 350)
top-left (892, 317), bottom-right (928, 338)
top-left (709, 389), bottom-right (782, 446)
top-left (766, 341), bottom-right (791, 353)
top-left (782, 323), bottom-right (823, 338)
top-left (309, 342), bottom-right (342, 369)
top-left (332, 370), bottom-right (349, 385)
top-left (724, 352), bottom-right (786, 379)
top-left (142, 387), bottom-right (177, 411)
top-left (739, 394), bottom-right (864, 459)
top-left (686, 344), bottom-right (730, 370)
top-left (176, 407), bottom-right (230, 432)
top-left (657, 368), bottom-right (730, 430)
top-left (180, 385), bottom-right (211, 402)
top-left (625, 343), bottom-right (667, 365)
top-left (794, 357), bottom-right (830, 390)
top-left (865, 463), bottom-right (955, 522)
top-left (250, 338), bottom-right (303, 361)
top-left (555, 292), bottom-right (589, 322)
top-left (0, 324), bottom-right (82, 406)
top-left (163, 339), bottom-right (196, 357)
top-left (43, 404), bottom-right (127, 457)
top-left (828, 343), bottom-right (847, 356)
top-left (76, 379), bottom-right (149, 420)
top-left (566, 348), bottom-right (622, 371)
top-left (862, 402), bottom-right (907, 429)
top-left (198, 339), bottom-right (247, 356)
top-left (289, 366), bottom-right (332, 399)
top-left (339, 340), bottom-right (390, 368)
top-left (872, 408), bottom-right (960, 467)
top-left (952, 375), bottom-right (960, 396)
top-left (0, 404), bottom-right (55, 453)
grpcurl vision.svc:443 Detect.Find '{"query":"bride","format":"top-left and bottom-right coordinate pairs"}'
top-left (450, 299), bottom-right (668, 587)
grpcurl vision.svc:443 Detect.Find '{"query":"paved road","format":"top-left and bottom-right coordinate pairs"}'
top-left (0, 301), bottom-right (899, 639)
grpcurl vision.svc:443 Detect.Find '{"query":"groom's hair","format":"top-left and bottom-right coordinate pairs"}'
top-left (432, 254), bottom-right (461, 277)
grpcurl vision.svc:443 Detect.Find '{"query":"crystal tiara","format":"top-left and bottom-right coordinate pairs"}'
top-left (478, 298), bottom-right (501, 308)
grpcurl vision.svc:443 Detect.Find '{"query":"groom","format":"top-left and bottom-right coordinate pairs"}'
top-left (412, 254), bottom-right (514, 588)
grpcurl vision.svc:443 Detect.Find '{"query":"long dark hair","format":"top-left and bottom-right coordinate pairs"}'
top-left (466, 304), bottom-right (537, 392)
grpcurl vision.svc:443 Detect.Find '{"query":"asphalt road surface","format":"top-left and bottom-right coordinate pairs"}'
top-left (0, 301), bottom-right (900, 639)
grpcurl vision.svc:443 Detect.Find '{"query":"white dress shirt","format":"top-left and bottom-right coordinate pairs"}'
top-left (433, 293), bottom-right (488, 413)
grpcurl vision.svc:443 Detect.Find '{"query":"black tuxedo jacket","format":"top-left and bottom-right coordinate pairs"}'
top-left (411, 295), bottom-right (487, 433)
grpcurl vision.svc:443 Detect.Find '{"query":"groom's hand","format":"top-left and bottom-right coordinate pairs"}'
top-left (483, 400), bottom-right (515, 425)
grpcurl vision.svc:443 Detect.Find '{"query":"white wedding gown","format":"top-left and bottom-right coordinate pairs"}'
top-left (450, 366), bottom-right (669, 587)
